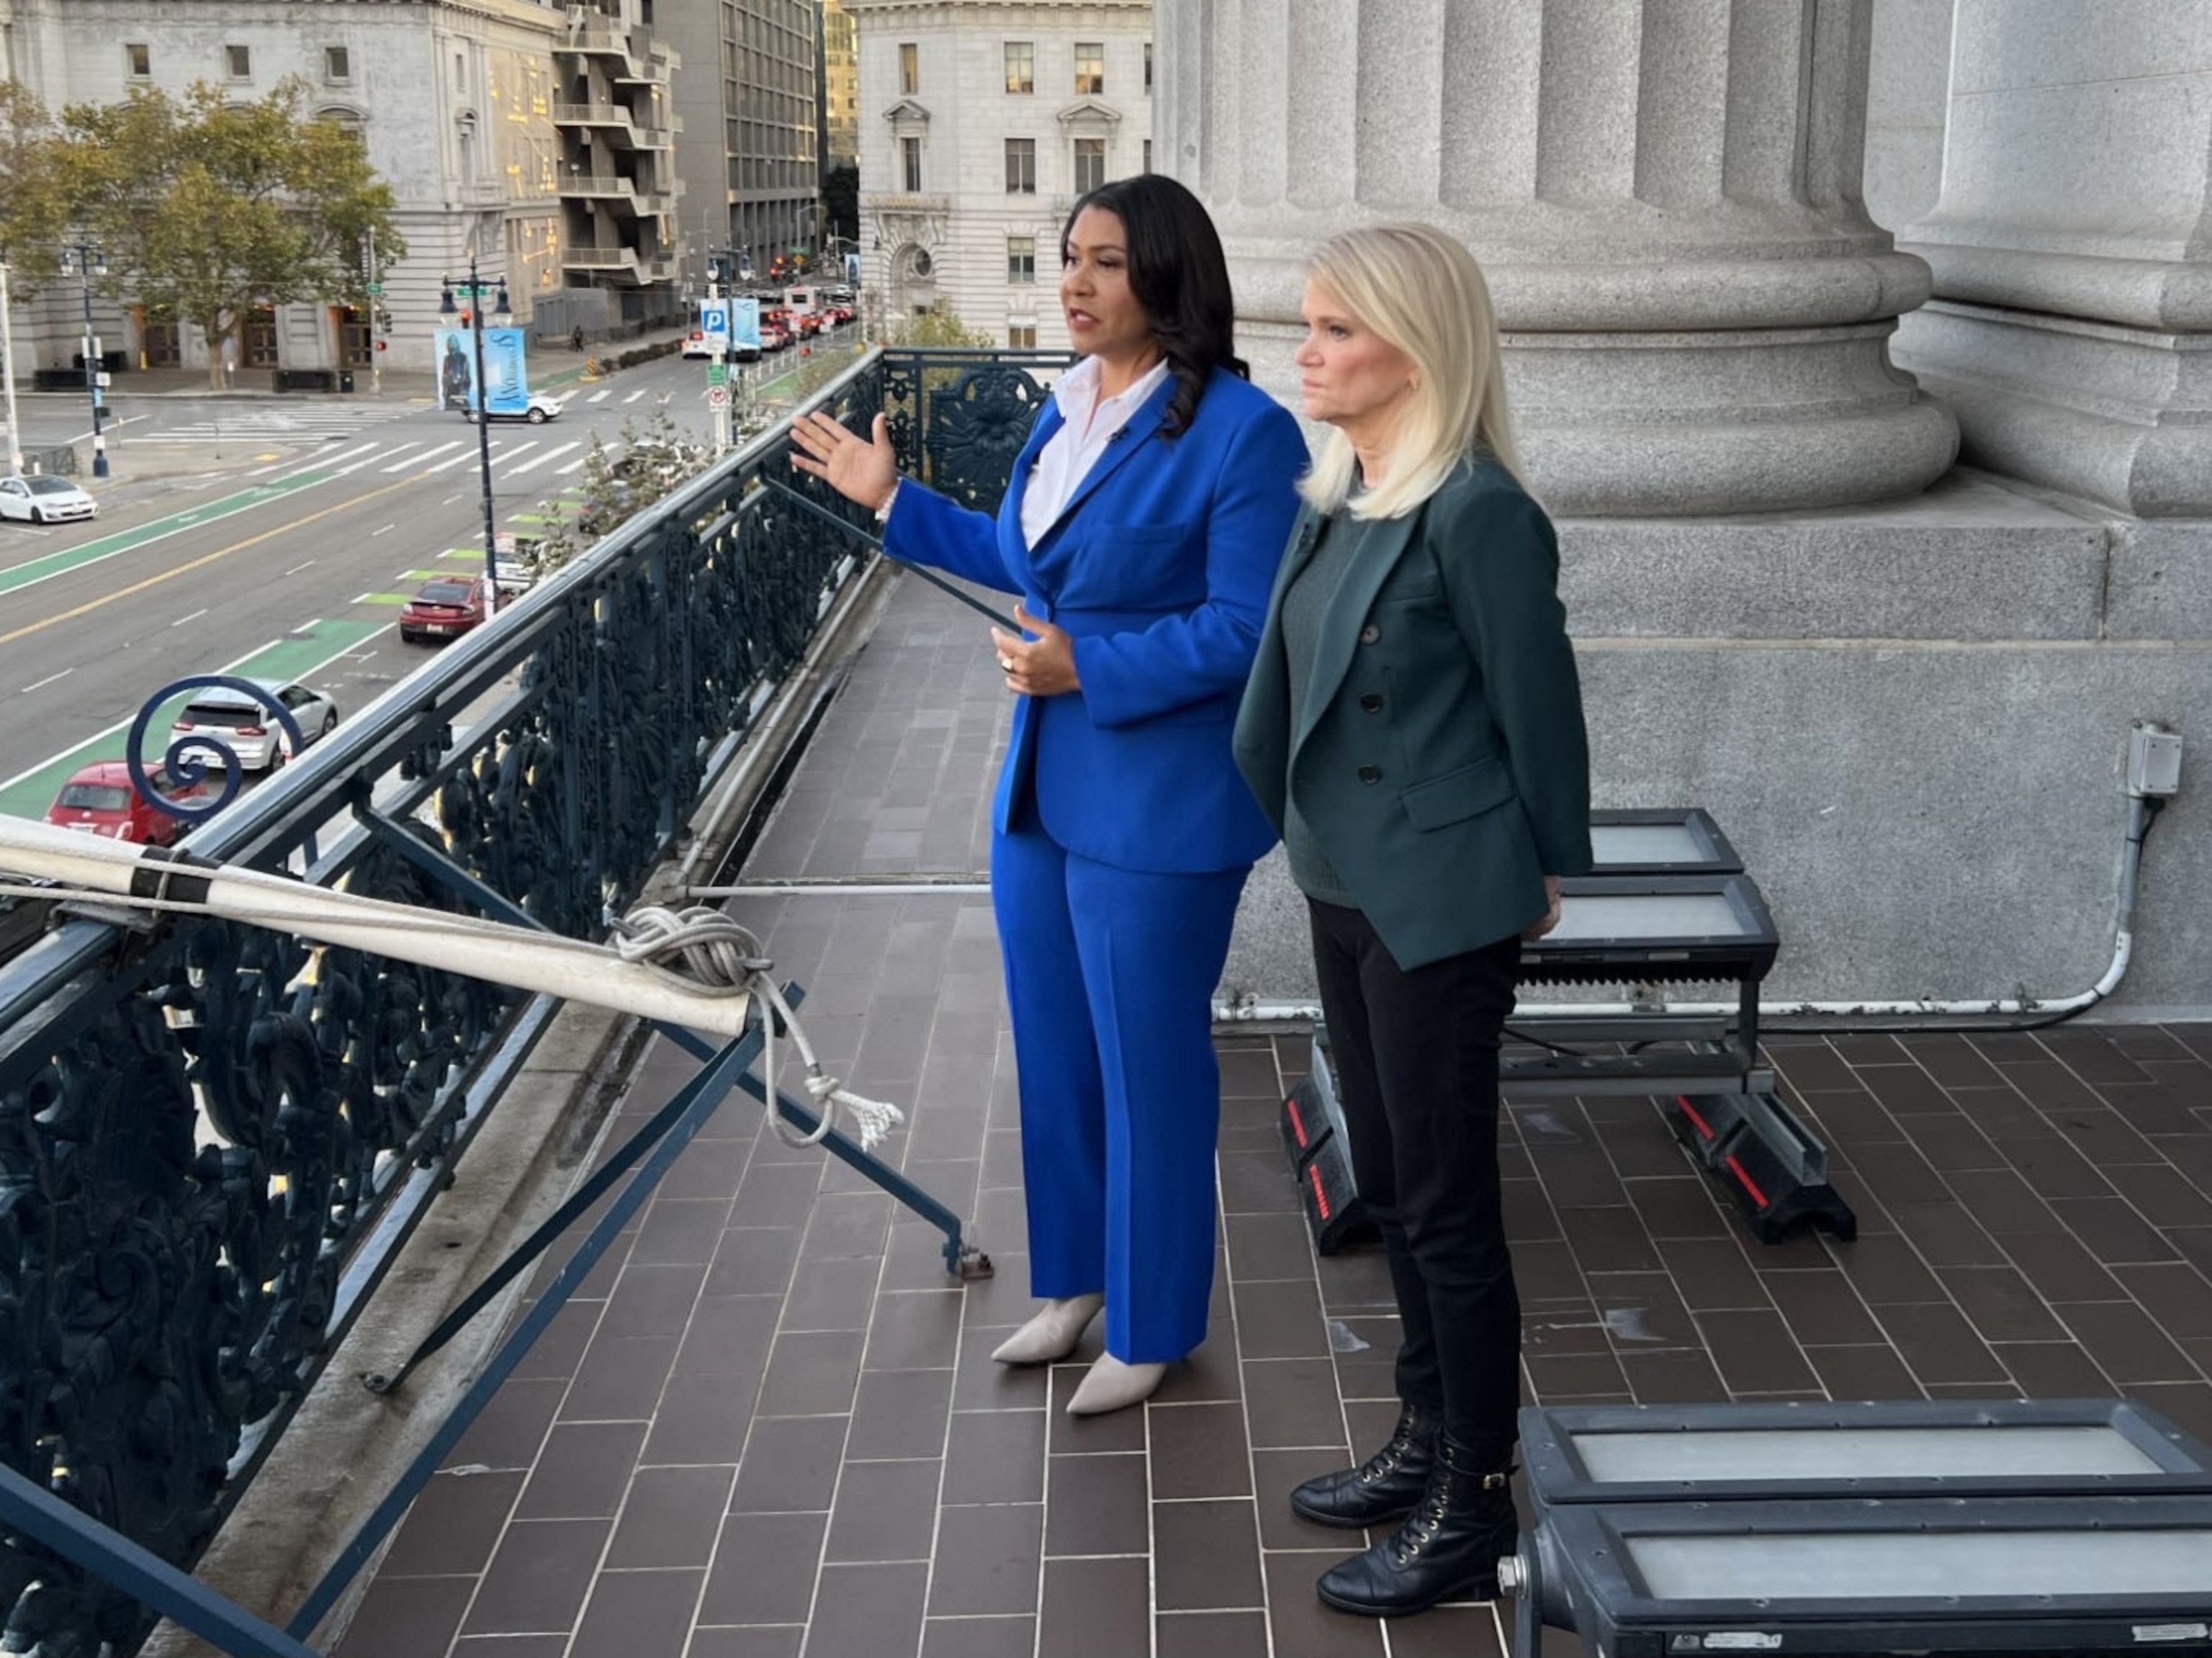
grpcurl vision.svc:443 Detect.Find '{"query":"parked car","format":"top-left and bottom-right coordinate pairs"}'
top-left (462, 392), bottom-right (564, 425)
top-left (398, 575), bottom-right (525, 644)
top-left (169, 679), bottom-right (340, 772)
top-left (45, 760), bottom-right (208, 844)
top-left (0, 475), bottom-right (97, 524)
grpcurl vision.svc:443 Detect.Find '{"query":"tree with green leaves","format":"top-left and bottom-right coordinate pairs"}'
top-left (55, 78), bottom-right (404, 388)
top-left (0, 82), bottom-right (68, 284)
top-left (887, 305), bottom-right (993, 348)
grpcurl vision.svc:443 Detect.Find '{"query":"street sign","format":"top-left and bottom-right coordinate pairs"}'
top-left (706, 363), bottom-right (727, 386)
top-left (366, 282), bottom-right (384, 296)
top-left (707, 386), bottom-right (729, 407)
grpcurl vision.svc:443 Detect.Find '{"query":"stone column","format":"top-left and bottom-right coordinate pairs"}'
top-left (1156, 0), bottom-right (1959, 515)
top-left (1889, 0), bottom-right (2212, 517)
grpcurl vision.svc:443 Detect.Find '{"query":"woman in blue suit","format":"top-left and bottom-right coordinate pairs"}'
top-left (791, 175), bottom-right (1308, 1415)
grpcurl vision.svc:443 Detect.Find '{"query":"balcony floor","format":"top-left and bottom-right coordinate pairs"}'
top-left (333, 569), bottom-right (2212, 1658)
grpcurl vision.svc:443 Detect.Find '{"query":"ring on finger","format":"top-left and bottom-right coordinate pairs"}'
top-left (998, 655), bottom-right (1015, 672)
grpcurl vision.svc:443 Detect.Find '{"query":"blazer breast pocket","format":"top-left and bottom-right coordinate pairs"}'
top-left (1374, 571), bottom-right (1443, 607)
top-left (1071, 518), bottom-right (1207, 608)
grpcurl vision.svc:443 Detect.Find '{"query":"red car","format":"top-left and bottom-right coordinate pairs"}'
top-left (45, 760), bottom-right (209, 845)
top-left (399, 575), bottom-right (521, 644)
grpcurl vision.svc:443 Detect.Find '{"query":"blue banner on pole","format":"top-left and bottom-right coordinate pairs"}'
top-left (433, 326), bottom-right (531, 415)
top-left (730, 297), bottom-right (761, 349)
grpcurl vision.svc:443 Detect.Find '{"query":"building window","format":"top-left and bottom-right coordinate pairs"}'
top-left (1004, 41), bottom-right (1033, 95)
top-left (1074, 42), bottom-right (1105, 95)
top-left (1005, 137), bottom-right (1035, 194)
top-left (125, 42), bottom-right (152, 77)
top-left (1145, 42), bottom-right (1154, 91)
top-left (325, 45), bottom-right (351, 82)
top-left (226, 44), bottom-right (252, 79)
top-left (454, 51), bottom-right (466, 91)
top-left (1009, 323), bottom-right (1038, 348)
top-left (899, 42), bottom-right (918, 94)
top-left (1143, 138), bottom-right (1152, 174)
top-left (902, 135), bottom-right (922, 192)
top-left (1007, 236), bottom-right (1035, 284)
top-left (1073, 137), bottom-right (1106, 194)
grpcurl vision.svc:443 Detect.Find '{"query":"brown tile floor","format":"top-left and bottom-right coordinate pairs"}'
top-left (333, 574), bottom-right (2212, 1658)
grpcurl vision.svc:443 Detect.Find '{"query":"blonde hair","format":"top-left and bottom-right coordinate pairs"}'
top-left (1297, 222), bottom-right (1522, 521)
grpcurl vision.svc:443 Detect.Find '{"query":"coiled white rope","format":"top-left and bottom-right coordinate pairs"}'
top-left (0, 821), bottom-right (904, 1153)
top-left (607, 904), bottom-right (904, 1150)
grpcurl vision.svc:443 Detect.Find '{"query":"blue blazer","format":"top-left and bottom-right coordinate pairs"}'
top-left (884, 368), bottom-right (1308, 874)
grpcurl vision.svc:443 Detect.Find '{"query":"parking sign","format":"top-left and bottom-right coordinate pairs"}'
top-left (699, 299), bottom-right (731, 349)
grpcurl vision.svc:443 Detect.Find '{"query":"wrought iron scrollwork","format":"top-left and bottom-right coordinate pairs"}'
top-left (0, 348), bottom-right (1038, 1656)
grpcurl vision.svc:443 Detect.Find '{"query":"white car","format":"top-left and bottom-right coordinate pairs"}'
top-left (462, 392), bottom-right (564, 425)
top-left (0, 475), bottom-right (97, 524)
top-left (170, 678), bottom-right (341, 772)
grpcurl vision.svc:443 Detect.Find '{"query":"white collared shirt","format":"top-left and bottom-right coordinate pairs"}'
top-left (1019, 355), bottom-right (1172, 549)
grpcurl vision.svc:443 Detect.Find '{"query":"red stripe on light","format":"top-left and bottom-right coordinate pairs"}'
top-left (1725, 1153), bottom-right (1771, 1209)
top-left (1308, 1163), bottom-right (1332, 1220)
top-left (1675, 1094), bottom-right (1716, 1141)
top-left (1286, 1096), bottom-right (1310, 1148)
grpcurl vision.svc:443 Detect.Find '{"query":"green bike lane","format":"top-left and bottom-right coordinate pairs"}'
top-left (0, 472), bottom-right (331, 600)
top-left (0, 618), bottom-right (388, 824)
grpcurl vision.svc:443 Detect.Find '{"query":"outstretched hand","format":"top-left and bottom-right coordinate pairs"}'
top-left (790, 410), bottom-right (899, 513)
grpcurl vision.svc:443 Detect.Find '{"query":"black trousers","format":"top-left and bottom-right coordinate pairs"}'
top-left (1308, 898), bottom-right (1522, 1463)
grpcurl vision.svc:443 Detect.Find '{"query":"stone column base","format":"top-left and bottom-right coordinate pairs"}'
top-left (1894, 300), bottom-right (2212, 518)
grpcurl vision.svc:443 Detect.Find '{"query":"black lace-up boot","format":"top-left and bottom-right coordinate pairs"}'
top-left (1289, 1401), bottom-right (1439, 1529)
top-left (1313, 1436), bottom-right (1519, 1616)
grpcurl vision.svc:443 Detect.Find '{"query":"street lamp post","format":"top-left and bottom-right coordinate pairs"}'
top-left (441, 256), bottom-right (512, 619)
top-left (1, 258), bottom-right (24, 477)
top-left (59, 243), bottom-right (110, 479)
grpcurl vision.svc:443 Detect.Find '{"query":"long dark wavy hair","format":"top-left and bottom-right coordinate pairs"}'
top-left (1061, 174), bottom-right (1245, 438)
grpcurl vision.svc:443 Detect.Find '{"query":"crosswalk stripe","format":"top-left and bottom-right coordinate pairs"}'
top-left (505, 441), bottom-right (580, 476)
top-left (587, 389), bottom-right (611, 403)
top-left (333, 443), bottom-right (418, 475)
top-left (624, 389), bottom-right (647, 403)
top-left (387, 440), bottom-right (466, 472)
top-left (419, 446), bottom-right (484, 475)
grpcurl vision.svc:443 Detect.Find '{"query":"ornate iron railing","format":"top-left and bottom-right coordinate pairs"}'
top-left (0, 346), bottom-right (1070, 1655)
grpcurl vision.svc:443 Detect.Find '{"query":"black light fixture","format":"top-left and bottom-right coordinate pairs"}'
top-left (1503, 1400), bottom-right (2212, 1658)
top-left (440, 255), bottom-right (513, 618)
top-left (58, 242), bottom-right (112, 479)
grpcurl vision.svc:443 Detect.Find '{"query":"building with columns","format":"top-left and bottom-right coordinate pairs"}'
top-left (849, 1), bottom-right (1151, 346)
top-left (1157, 0), bottom-right (2210, 1012)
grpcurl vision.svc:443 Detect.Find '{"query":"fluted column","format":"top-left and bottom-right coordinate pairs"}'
top-left (1889, 0), bottom-right (2212, 517)
top-left (1159, 0), bottom-right (1959, 515)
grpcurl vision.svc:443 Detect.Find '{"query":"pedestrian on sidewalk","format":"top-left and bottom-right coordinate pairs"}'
top-left (1233, 222), bottom-right (1592, 1617)
top-left (791, 174), bottom-right (1308, 1417)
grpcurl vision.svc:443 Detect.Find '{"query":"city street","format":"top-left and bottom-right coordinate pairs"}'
top-left (0, 346), bottom-right (762, 826)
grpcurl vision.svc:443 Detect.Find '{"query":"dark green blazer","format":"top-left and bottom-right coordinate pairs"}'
top-left (1232, 456), bottom-right (1593, 969)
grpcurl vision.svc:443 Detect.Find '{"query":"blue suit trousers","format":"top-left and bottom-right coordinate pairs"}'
top-left (992, 818), bottom-right (1249, 1364)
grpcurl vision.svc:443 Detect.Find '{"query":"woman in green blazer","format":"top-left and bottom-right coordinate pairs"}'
top-left (1232, 223), bottom-right (1593, 1618)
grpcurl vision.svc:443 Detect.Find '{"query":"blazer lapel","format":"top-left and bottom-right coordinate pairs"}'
top-left (1034, 377), bottom-right (1173, 542)
top-left (1000, 400), bottom-right (1066, 572)
top-left (1291, 510), bottom-right (1420, 755)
